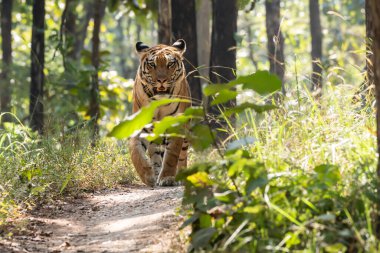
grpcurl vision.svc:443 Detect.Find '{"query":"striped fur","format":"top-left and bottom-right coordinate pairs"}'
top-left (129, 39), bottom-right (191, 187)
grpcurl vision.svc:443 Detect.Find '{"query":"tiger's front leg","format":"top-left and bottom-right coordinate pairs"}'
top-left (129, 137), bottom-right (156, 187)
top-left (157, 137), bottom-right (184, 186)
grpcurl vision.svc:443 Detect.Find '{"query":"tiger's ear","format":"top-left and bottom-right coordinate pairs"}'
top-left (172, 39), bottom-right (186, 54)
top-left (136, 42), bottom-right (150, 56)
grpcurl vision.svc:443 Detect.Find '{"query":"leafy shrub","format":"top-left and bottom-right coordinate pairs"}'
top-left (109, 70), bottom-right (380, 252)
top-left (0, 114), bottom-right (137, 228)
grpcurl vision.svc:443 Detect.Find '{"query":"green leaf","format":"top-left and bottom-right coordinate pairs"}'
top-left (203, 71), bottom-right (281, 97)
top-left (211, 90), bottom-right (238, 105)
top-left (180, 213), bottom-right (200, 230)
top-left (147, 114), bottom-right (192, 141)
top-left (239, 71), bottom-right (282, 95)
top-left (187, 172), bottom-right (212, 187)
top-left (108, 98), bottom-right (190, 139)
top-left (224, 102), bottom-right (277, 117)
top-left (246, 176), bottom-right (268, 194)
top-left (243, 205), bottom-right (264, 214)
top-left (324, 243), bottom-right (347, 253)
top-left (203, 83), bottom-right (235, 96)
top-left (199, 214), bottom-right (212, 228)
top-left (214, 190), bottom-right (235, 202)
top-left (314, 164), bottom-right (341, 186)
top-left (189, 124), bottom-right (214, 151)
top-left (191, 228), bottom-right (217, 249)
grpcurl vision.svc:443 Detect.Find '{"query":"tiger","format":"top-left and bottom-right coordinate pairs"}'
top-left (128, 39), bottom-right (191, 187)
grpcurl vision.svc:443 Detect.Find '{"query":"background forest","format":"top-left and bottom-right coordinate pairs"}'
top-left (1, 0), bottom-right (380, 252)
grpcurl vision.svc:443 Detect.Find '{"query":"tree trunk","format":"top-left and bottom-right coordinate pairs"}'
top-left (369, 0), bottom-right (380, 240)
top-left (61, 0), bottom-right (77, 62)
top-left (309, 0), bottom-right (323, 91)
top-left (89, 0), bottom-right (105, 139)
top-left (158, 0), bottom-right (171, 45)
top-left (0, 0), bottom-right (12, 123)
top-left (73, 1), bottom-right (93, 60)
top-left (30, 0), bottom-right (45, 134)
top-left (116, 17), bottom-right (128, 78)
top-left (365, 0), bottom-right (375, 93)
top-left (196, 0), bottom-right (211, 84)
top-left (172, 0), bottom-right (202, 104)
top-left (265, 0), bottom-right (285, 93)
top-left (208, 0), bottom-right (237, 140)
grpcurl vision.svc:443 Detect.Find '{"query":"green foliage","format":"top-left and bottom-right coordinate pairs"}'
top-left (106, 67), bottom-right (379, 251)
top-left (0, 114), bottom-right (137, 229)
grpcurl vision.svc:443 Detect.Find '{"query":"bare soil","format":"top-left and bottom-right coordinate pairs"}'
top-left (0, 185), bottom-right (187, 253)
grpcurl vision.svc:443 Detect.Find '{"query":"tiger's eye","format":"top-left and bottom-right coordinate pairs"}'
top-left (148, 62), bottom-right (155, 68)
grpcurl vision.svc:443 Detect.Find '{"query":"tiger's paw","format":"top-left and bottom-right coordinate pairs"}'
top-left (157, 176), bottom-right (179, 187)
top-left (140, 167), bottom-right (157, 187)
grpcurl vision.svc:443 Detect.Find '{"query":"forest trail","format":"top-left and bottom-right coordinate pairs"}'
top-left (0, 186), bottom-right (186, 253)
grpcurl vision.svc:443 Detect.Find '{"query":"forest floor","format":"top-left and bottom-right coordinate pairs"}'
top-left (0, 185), bottom-right (187, 253)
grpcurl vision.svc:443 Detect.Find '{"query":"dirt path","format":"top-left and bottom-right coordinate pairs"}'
top-left (0, 186), bottom-right (187, 253)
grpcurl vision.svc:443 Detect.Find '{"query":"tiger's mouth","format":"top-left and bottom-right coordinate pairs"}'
top-left (153, 87), bottom-right (170, 95)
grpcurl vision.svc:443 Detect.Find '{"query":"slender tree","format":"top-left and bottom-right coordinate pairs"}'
top-left (365, 0), bottom-right (374, 93)
top-left (30, 0), bottom-right (45, 134)
top-left (73, 1), bottom-right (93, 60)
top-left (158, 0), bottom-right (171, 45)
top-left (196, 0), bottom-right (211, 82)
top-left (0, 0), bottom-right (13, 122)
top-left (265, 0), bottom-right (285, 93)
top-left (309, 0), bottom-right (323, 91)
top-left (208, 0), bottom-right (237, 139)
top-left (369, 0), bottom-right (380, 239)
top-left (89, 0), bottom-right (105, 139)
top-left (172, 0), bottom-right (202, 103)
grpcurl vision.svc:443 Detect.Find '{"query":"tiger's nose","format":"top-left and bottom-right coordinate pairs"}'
top-left (157, 78), bottom-right (167, 83)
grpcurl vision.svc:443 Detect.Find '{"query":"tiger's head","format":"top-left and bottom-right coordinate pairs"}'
top-left (136, 39), bottom-right (186, 96)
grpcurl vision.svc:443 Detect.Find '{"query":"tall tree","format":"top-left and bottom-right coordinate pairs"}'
top-left (265, 0), bottom-right (285, 93)
top-left (196, 0), bottom-right (211, 82)
top-left (0, 0), bottom-right (13, 122)
top-left (89, 0), bottom-right (106, 139)
top-left (365, 0), bottom-right (374, 93)
top-left (369, 0), bottom-right (380, 239)
top-left (30, 0), bottom-right (45, 134)
top-left (172, 0), bottom-right (202, 103)
top-left (309, 0), bottom-right (323, 91)
top-left (208, 0), bottom-right (237, 139)
top-left (61, 0), bottom-right (93, 63)
top-left (158, 0), bottom-right (171, 45)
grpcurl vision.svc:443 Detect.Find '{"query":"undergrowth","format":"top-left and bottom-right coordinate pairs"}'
top-left (0, 116), bottom-right (137, 231)
top-left (178, 80), bottom-right (380, 252)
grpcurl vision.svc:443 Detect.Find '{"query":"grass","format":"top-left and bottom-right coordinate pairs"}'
top-left (0, 116), bottom-right (138, 230)
top-left (0, 68), bottom-right (379, 251)
top-left (180, 75), bottom-right (380, 251)
top-left (242, 82), bottom-right (376, 174)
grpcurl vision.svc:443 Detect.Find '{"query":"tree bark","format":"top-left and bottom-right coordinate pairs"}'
top-left (116, 17), bottom-right (128, 78)
top-left (158, 0), bottom-right (171, 45)
top-left (72, 0), bottom-right (93, 60)
top-left (0, 0), bottom-right (12, 123)
top-left (172, 0), bottom-right (202, 104)
top-left (365, 0), bottom-right (375, 92)
top-left (89, 0), bottom-right (105, 139)
top-left (196, 0), bottom-right (211, 83)
top-left (208, 0), bottom-right (237, 140)
top-left (64, 0), bottom-right (77, 60)
top-left (309, 0), bottom-right (323, 91)
top-left (369, 0), bottom-right (380, 240)
top-left (30, 0), bottom-right (45, 134)
top-left (265, 0), bottom-right (285, 93)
